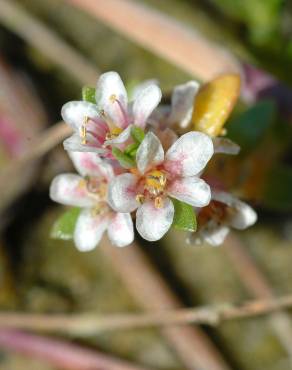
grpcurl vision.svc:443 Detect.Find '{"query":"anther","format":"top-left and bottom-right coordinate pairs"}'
top-left (154, 197), bottom-right (164, 209)
top-left (136, 194), bottom-right (145, 204)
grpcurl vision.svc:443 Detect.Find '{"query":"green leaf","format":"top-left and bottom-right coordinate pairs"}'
top-left (262, 165), bottom-right (292, 211)
top-left (82, 86), bottom-right (96, 104)
top-left (227, 100), bottom-right (276, 153)
top-left (50, 207), bottom-right (81, 240)
top-left (124, 143), bottom-right (139, 158)
top-left (131, 126), bottom-right (145, 143)
top-left (112, 147), bottom-right (135, 169)
top-left (171, 198), bottom-right (197, 232)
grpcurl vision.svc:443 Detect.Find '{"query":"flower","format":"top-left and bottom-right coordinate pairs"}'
top-left (50, 151), bottom-right (134, 250)
top-left (188, 190), bottom-right (257, 246)
top-left (108, 131), bottom-right (214, 241)
top-left (61, 71), bottom-right (162, 156)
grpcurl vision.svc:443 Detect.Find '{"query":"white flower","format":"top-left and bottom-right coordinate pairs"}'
top-left (61, 71), bottom-right (162, 156)
top-left (150, 80), bottom-right (199, 130)
top-left (50, 151), bottom-right (134, 250)
top-left (189, 190), bottom-right (257, 246)
top-left (108, 131), bottom-right (213, 241)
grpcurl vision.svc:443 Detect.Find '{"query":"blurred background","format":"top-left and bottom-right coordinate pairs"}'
top-left (0, 1), bottom-right (292, 369)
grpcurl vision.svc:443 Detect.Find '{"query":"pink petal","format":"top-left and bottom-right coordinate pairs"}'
top-left (108, 173), bottom-right (139, 212)
top-left (164, 131), bottom-right (214, 177)
top-left (61, 101), bottom-right (99, 131)
top-left (136, 198), bottom-right (174, 241)
top-left (68, 151), bottom-right (114, 180)
top-left (74, 209), bottom-right (110, 251)
top-left (136, 132), bottom-right (164, 174)
top-left (50, 174), bottom-right (94, 207)
top-left (132, 84), bottom-right (162, 128)
top-left (167, 176), bottom-right (211, 207)
top-left (107, 212), bottom-right (134, 247)
top-left (96, 72), bottom-right (128, 128)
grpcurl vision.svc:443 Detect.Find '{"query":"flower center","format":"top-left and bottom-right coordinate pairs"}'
top-left (105, 126), bottom-right (123, 141)
top-left (198, 200), bottom-right (228, 226)
top-left (85, 176), bottom-right (107, 201)
top-left (136, 170), bottom-right (167, 209)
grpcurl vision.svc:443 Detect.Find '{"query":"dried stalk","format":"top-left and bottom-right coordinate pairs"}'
top-left (224, 233), bottom-right (292, 362)
top-left (0, 295), bottom-right (292, 334)
top-left (0, 0), bottom-right (99, 84)
top-left (100, 240), bottom-right (230, 370)
top-left (64, 0), bottom-right (241, 80)
top-left (0, 329), bottom-right (150, 370)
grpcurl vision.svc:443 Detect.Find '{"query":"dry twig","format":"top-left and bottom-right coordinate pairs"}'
top-left (64, 0), bottom-right (241, 80)
top-left (0, 0), bottom-right (99, 84)
top-left (0, 295), bottom-right (292, 334)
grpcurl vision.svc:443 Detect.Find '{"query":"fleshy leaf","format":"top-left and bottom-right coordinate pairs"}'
top-left (124, 143), bottom-right (139, 158)
top-left (192, 74), bottom-right (241, 137)
top-left (171, 198), bottom-right (197, 232)
top-left (131, 126), bottom-right (145, 143)
top-left (112, 147), bottom-right (135, 168)
top-left (51, 207), bottom-right (81, 240)
top-left (82, 86), bottom-right (96, 104)
top-left (227, 100), bottom-right (275, 153)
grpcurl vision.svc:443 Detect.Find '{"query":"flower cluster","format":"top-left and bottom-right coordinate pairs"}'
top-left (50, 71), bottom-right (257, 251)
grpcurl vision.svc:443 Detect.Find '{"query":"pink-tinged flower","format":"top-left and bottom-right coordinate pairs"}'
top-left (61, 72), bottom-right (161, 157)
top-left (108, 131), bottom-right (214, 241)
top-left (50, 151), bottom-right (134, 251)
top-left (189, 190), bottom-right (257, 246)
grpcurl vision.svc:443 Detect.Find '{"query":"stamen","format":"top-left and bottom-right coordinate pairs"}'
top-left (145, 170), bottom-right (167, 194)
top-left (154, 197), bottom-right (164, 209)
top-left (136, 194), bottom-right (145, 204)
top-left (109, 94), bottom-right (117, 103)
top-left (80, 116), bottom-right (89, 145)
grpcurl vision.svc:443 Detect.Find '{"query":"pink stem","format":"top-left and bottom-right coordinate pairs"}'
top-left (0, 329), bottom-right (149, 370)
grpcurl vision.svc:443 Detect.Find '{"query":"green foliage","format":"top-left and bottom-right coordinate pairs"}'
top-left (227, 100), bottom-right (276, 153)
top-left (112, 147), bottom-right (135, 169)
top-left (131, 126), bottom-right (145, 143)
top-left (263, 165), bottom-right (292, 211)
top-left (124, 143), bottom-right (139, 157)
top-left (51, 207), bottom-right (81, 240)
top-left (172, 198), bottom-right (197, 232)
top-left (82, 86), bottom-right (96, 104)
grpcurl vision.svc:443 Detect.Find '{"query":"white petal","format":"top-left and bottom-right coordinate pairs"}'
top-left (105, 125), bottom-right (132, 146)
top-left (132, 84), bottom-right (162, 128)
top-left (168, 81), bottom-right (199, 128)
top-left (108, 173), bottom-right (139, 212)
top-left (74, 209), bottom-right (109, 252)
top-left (68, 151), bottom-right (114, 180)
top-left (168, 177), bottom-right (211, 207)
top-left (107, 212), bottom-right (134, 247)
top-left (136, 198), bottom-right (174, 241)
top-left (165, 131), bottom-right (214, 177)
top-left (96, 71), bottom-right (128, 128)
top-left (202, 225), bottom-right (230, 246)
top-left (61, 101), bottom-right (99, 131)
top-left (50, 174), bottom-right (94, 207)
top-left (63, 133), bottom-right (106, 154)
top-left (229, 201), bottom-right (257, 230)
top-left (213, 137), bottom-right (240, 155)
top-left (136, 132), bottom-right (164, 174)
top-left (130, 79), bottom-right (159, 101)
top-left (211, 191), bottom-right (257, 230)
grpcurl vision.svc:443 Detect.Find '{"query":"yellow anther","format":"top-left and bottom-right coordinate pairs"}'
top-left (136, 194), bottom-right (145, 204)
top-left (80, 116), bottom-right (89, 145)
top-left (146, 170), bottom-right (167, 191)
top-left (109, 94), bottom-right (117, 103)
top-left (154, 197), bottom-right (164, 209)
top-left (105, 126), bottom-right (123, 141)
